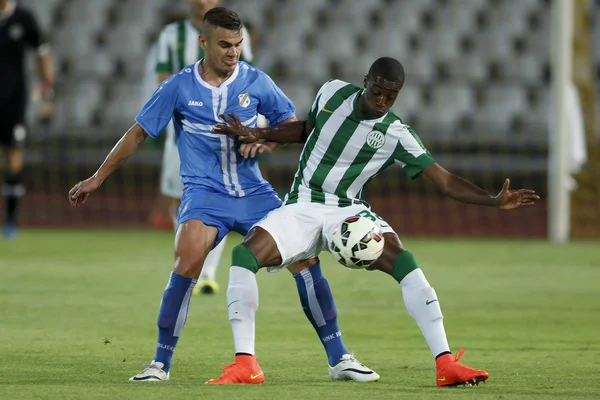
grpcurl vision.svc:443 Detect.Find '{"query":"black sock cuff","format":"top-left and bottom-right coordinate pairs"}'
top-left (2, 172), bottom-right (25, 197)
top-left (435, 351), bottom-right (452, 359)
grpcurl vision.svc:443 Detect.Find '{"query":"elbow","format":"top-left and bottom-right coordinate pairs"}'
top-left (300, 132), bottom-right (309, 144)
top-left (132, 125), bottom-right (148, 146)
top-left (135, 131), bottom-right (148, 146)
top-left (439, 187), bottom-right (454, 199)
top-left (437, 172), bottom-right (455, 198)
top-left (300, 122), bottom-right (310, 143)
top-left (435, 177), bottom-right (452, 197)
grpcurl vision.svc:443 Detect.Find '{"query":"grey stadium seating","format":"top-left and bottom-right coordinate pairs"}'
top-left (17, 0), bottom-right (598, 178)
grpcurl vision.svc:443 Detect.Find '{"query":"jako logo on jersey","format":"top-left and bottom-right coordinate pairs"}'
top-left (188, 100), bottom-right (204, 107)
top-left (366, 130), bottom-right (385, 149)
top-left (238, 92), bottom-right (250, 108)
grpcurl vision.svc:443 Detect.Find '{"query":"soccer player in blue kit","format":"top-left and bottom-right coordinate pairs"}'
top-left (68, 7), bottom-right (378, 384)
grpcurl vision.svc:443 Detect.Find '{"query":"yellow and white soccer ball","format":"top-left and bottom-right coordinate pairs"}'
top-left (329, 216), bottom-right (385, 269)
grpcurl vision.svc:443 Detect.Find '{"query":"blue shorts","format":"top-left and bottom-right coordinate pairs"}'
top-left (177, 185), bottom-right (283, 248)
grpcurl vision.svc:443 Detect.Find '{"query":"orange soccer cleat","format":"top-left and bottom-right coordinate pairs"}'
top-left (206, 355), bottom-right (265, 385)
top-left (435, 349), bottom-right (489, 387)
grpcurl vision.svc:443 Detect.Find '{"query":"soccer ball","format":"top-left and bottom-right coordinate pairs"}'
top-left (329, 216), bottom-right (385, 269)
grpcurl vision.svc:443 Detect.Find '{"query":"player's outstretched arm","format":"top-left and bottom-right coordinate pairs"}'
top-left (237, 116), bottom-right (305, 158)
top-left (68, 123), bottom-right (148, 206)
top-left (421, 163), bottom-right (540, 210)
top-left (213, 113), bottom-right (311, 144)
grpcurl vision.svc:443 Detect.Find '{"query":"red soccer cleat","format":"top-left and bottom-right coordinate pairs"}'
top-left (206, 355), bottom-right (265, 385)
top-left (435, 349), bottom-right (489, 387)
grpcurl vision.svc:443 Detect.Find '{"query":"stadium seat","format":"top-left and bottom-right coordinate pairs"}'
top-left (63, 80), bottom-right (105, 127)
top-left (488, 2), bottom-right (530, 37)
top-left (226, 0), bottom-right (272, 26)
top-left (330, 1), bottom-right (384, 31)
top-left (444, 54), bottom-right (489, 83)
top-left (432, 1), bottom-right (482, 36)
top-left (421, 28), bottom-right (462, 61)
top-left (52, 25), bottom-right (94, 59)
top-left (476, 85), bottom-right (529, 134)
top-left (282, 54), bottom-right (330, 83)
top-left (498, 54), bottom-right (546, 85)
top-left (71, 50), bottom-right (114, 80)
top-left (63, 0), bottom-right (110, 33)
top-left (277, 80), bottom-right (316, 118)
top-left (401, 53), bottom-right (436, 83)
top-left (103, 81), bottom-right (143, 125)
top-left (105, 24), bottom-right (149, 61)
top-left (392, 83), bottom-right (422, 122)
top-left (314, 26), bottom-right (357, 59)
top-left (117, 1), bottom-right (161, 31)
top-left (380, 3), bottom-right (422, 36)
top-left (420, 84), bottom-right (476, 131)
top-left (23, 0), bottom-right (62, 30)
top-left (263, 25), bottom-right (308, 59)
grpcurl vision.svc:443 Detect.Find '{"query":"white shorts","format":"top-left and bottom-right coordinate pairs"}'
top-left (255, 201), bottom-right (395, 272)
top-left (160, 124), bottom-right (184, 199)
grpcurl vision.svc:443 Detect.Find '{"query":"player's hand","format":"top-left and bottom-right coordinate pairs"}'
top-left (213, 113), bottom-right (262, 143)
top-left (38, 100), bottom-right (55, 121)
top-left (68, 176), bottom-right (103, 207)
top-left (495, 178), bottom-right (540, 210)
top-left (38, 81), bottom-right (55, 121)
top-left (239, 142), bottom-right (278, 158)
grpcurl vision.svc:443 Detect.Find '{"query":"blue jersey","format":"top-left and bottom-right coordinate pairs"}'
top-left (135, 60), bottom-right (295, 197)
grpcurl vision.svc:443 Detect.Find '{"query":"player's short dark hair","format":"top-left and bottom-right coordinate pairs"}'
top-left (367, 57), bottom-right (405, 87)
top-left (203, 7), bottom-right (243, 32)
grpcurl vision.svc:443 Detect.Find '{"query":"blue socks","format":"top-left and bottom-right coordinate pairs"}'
top-left (294, 262), bottom-right (348, 366)
top-left (153, 265), bottom-right (346, 371)
top-left (154, 272), bottom-right (196, 373)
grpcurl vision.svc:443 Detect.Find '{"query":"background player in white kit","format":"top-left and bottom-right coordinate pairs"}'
top-left (152, 0), bottom-right (254, 295)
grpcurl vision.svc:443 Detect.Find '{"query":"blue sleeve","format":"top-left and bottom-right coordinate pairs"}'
top-left (135, 77), bottom-right (179, 138)
top-left (256, 72), bottom-right (296, 126)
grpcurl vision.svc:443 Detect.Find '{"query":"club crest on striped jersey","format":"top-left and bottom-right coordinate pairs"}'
top-left (366, 130), bottom-right (385, 149)
top-left (238, 92), bottom-right (251, 108)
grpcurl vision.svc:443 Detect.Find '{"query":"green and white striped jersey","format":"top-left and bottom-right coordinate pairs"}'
top-left (285, 79), bottom-right (435, 207)
top-left (155, 18), bottom-right (253, 74)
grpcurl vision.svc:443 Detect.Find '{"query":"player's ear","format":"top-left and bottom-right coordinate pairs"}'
top-left (363, 75), bottom-right (368, 88)
top-left (199, 33), bottom-right (207, 50)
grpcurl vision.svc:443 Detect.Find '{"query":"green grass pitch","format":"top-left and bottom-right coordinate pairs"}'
top-left (1, 230), bottom-right (599, 399)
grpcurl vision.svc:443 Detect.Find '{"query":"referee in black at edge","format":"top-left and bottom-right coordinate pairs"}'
top-left (0, 0), bottom-right (54, 238)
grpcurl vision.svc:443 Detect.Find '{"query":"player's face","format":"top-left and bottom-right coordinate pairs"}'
top-left (188, 0), bottom-right (221, 16)
top-left (200, 28), bottom-right (243, 75)
top-left (362, 79), bottom-right (400, 118)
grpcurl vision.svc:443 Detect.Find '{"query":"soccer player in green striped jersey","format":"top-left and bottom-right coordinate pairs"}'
top-left (211, 57), bottom-right (540, 386)
top-left (153, 0), bottom-right (254, 295)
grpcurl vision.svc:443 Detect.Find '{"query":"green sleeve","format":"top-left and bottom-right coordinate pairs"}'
top-left (393, 126), bottom-right (435, 180)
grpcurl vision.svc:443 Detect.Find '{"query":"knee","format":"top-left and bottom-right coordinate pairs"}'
top-left (232, 244), bottom-right (260, 273)
top-left (369, 233), bottom-right (405, 274)
top-left (287, 258), bottom-right (317, 275)
top-left (241, 227), bottom-right (281, 267)
top-left (174, 253), bottom-right (204, 278)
